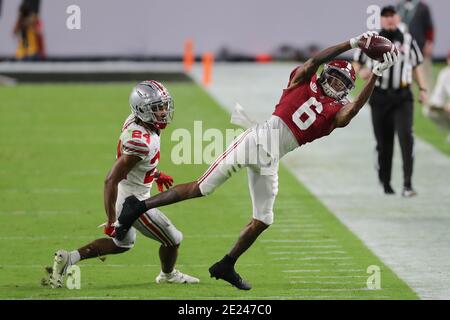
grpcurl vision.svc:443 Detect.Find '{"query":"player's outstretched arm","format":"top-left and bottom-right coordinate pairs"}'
top-left (104, 155), bottom-right (141, 224)
top-left (289, 31), bottom-right (377, 87)
top-left (334, 52), bottom-right (398, 128)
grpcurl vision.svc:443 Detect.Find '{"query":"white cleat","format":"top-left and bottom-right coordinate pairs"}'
top-left (49, 250), bottom-right (71, 288)
top-left (155, 269), bottom-right (200, 284)
top-left (402, 188), bottom-right (418, 198)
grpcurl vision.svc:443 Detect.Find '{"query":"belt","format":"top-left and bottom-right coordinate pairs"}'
top-left (374, 86), bottom-right (411, 94)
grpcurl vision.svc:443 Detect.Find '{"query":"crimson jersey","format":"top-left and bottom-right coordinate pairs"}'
top-left (273, 68), bottom-right (345, 147)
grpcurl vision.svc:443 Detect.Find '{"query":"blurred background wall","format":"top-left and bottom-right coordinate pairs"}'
top-left (0, 0), bottom-right (448, 59)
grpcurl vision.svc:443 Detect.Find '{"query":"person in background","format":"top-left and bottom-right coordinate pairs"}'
top-left (397, 0), bottom-right (435, 93)
top-left (353, 6), bottom-right (427, 197)
top-left (13, 0), bottom-right (45, 61)
top-left (424, 51), bottom-right (450, 142)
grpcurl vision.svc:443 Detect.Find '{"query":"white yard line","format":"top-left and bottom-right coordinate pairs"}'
top-left (191, 63), bottom-right (450, 299)
top-left (273, 257), bottom-right (352, 261)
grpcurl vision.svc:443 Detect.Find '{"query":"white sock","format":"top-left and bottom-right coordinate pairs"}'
top-left (69, 250), bottom-right (81, 264)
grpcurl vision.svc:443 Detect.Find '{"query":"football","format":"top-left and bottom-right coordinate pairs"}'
top-left (358, 35), bottom-right (399, 62)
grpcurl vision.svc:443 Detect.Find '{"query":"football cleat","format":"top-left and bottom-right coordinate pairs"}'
top-left (209, 261), bottom-right (252, 290)
top-left (49, 250), bottom-right (71, 288)
top-left (402, 188), bottom-right (417, 198)
top-left (112, 221), bottom-right (129, 242)
top-left (155, 269), bottom-right (200, 284)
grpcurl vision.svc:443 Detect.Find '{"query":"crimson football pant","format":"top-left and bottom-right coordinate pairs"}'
top-left (369, 89), bottom-right (414, 189)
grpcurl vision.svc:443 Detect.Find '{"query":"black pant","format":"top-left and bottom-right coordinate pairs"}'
top-left (369, 88), bottom-right (414, 188)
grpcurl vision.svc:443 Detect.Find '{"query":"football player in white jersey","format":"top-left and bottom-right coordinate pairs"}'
top-left (47, 81), bottom-right (199, 288)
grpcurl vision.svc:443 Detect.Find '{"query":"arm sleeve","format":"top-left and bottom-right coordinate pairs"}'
top-left (410, 39), bottom-right (424, 67)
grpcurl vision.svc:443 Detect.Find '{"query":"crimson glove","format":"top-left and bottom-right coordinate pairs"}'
top-left (155, 171), bottom-right (174, 192)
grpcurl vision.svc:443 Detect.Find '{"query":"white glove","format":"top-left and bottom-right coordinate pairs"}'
top-left (372, 52), bottom-right (399, 77)
top-left (350, 31), bottom-right (379, 49)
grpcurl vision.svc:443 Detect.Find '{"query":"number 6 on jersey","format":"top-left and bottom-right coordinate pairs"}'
top-left (292, 97), bottom-right (323, 130)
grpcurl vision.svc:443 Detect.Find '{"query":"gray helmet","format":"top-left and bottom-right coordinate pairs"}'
top-left (129, 80), bottom-right (174, 129)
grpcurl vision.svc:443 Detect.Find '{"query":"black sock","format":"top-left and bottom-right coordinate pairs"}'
top-left (220, 254), bottom-right (237, 267)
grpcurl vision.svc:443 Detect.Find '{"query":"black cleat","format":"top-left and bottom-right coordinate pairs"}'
top-left (209, 261), bottom-right (252, 290)
top-left (113, 223), bottom-right (130, 242)
top-left (114, 195), bottom-right (147, 241)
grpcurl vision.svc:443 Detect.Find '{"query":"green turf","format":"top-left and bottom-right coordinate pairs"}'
top-left (0, 82), bottom-right (417, 299)
top-left (354, 63), bottom-right (450, 157)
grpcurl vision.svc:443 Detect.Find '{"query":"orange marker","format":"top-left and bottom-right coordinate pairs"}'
top-left (202, 52), bottom-right (214, 86)
top-left (183, 39), bottom-right (194, 72)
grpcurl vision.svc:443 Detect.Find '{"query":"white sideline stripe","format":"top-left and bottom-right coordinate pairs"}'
top-left (268, 251), bottom-right (346, 255)
top-left (262, 239), bottom-right (337, 243)
top-left (273, 257), bottom-right (352, 261)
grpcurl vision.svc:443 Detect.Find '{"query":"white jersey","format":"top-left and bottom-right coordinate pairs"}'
top-left (430, 66), bottom-right (450, 108)
top-left (117, 114), bottom-right (161, 196)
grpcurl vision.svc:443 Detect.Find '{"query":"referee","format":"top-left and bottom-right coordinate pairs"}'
top-left (353, 5), bottom-right (427, 197)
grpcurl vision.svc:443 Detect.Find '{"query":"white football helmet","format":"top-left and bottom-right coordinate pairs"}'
top-left (129, 80), bottom-right (174, 129)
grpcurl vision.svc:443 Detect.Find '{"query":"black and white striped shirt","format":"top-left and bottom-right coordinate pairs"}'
top-left (353, 28), bottom-right (423, 90)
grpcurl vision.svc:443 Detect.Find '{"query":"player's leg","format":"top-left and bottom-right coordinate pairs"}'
top-left (115, 128), bottom-right (254, 240)
top-left (134, 208), bottom-right (199, 284)
top-left (371, 101), bottom-right (395, 194)
top-left (209, 146), bottom-right (278, 290)
top-left (48, 236), bottom-right (132, 288)
top-left (395, 92), bottom-right (416, 196)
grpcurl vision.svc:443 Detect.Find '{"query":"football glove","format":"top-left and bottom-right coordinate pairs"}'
top-left (350, 31), bottom-right (378, 49)
top-left (372, 52), bottom-right (399, 77)
top-left (155, 171), bottom-right (174, 192)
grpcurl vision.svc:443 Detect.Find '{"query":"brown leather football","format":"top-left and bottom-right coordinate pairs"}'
top-left (358, 35), bottom-right (398, 62)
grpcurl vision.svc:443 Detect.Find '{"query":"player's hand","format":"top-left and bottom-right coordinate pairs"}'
top-left (155, 171), bottom-right (174, 192)
top-left (372, 52), bottom-right (398, 76)
top-left (98, 222), bottom-right (116, 237)
top-left (350, 31), bottom-right (378, 49)
top-left (419, 90), bottom-right (428, 105)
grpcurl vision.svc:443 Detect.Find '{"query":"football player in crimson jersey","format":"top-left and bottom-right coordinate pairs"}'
top-left (115, 32), bottom-right (399, 290)
top-left (47, 81), bottom-right (199, 288)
